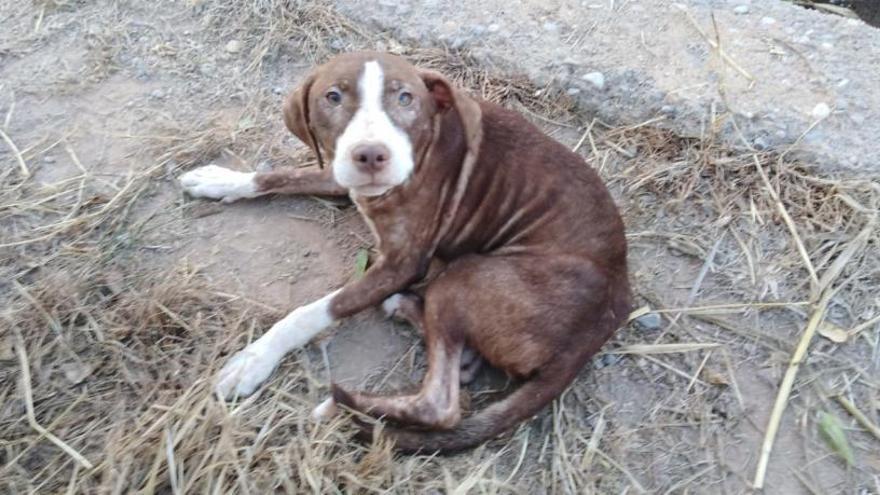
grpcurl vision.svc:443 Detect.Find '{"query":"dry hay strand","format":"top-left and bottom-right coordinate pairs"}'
top-left (201, 0), bottom-right (367, 68)
top-left (404, 47), bottom-right (578, 121)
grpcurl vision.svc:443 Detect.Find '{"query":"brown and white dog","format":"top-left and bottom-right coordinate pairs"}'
top-left (180, 52), bottom-right (630, 453)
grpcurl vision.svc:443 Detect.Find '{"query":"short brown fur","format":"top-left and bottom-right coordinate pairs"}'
top-left (265, 52), bottom-right (629, 453)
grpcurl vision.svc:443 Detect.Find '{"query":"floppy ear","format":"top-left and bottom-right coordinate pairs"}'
top-left (283, 74), bottom-right (325, 168)
top-left (419, 70), bottom-right (482, 154)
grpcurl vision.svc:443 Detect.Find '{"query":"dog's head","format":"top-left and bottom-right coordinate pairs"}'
top-left (283, 52), bottom-right (481, 197)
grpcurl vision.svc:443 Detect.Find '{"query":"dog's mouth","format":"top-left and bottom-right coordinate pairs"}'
top-left (350, 180), bottom-right (396, 197)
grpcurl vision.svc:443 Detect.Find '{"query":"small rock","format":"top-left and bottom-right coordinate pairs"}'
top-left (660, 104), bottom-right (676, 116)
top-left (581, 71), bottom-right (605, 90)
top-left (633, 312), bottom-right (662, 331)
top-left (43, 155), bottom-right (56, 164)
top-left (61, 361), bottom-right (92, 385)
top-left (566, 87), bottom-right (581, 96)
top-left (753, 136), bottom-right (770, 151)
top-left (488, 23), bottom-right (500, 33)
top-left (811, 102), bottom-right (831, 120)
top-left (272, 86), bottom-right (283, 95)
top-left (150, 89), bottom-right (165, 99)
top-left (601, 353), bottom-right (622, 367)
top-left (225, 40), bottom-right (242, 54)
top-left (733, 5), bottom-right (749, 14)
top-left (761, 17), bottom-right (776, 26)
top-left (329, 39), bottom-right (346, 51)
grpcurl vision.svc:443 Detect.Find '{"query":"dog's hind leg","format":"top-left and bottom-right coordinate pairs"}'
top-left (333, 308), bottom-right (465, 429)
top-left (382, 292), bottom-right (482, 385)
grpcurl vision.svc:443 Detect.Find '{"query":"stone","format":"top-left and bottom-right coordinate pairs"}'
top-left (633, 312), bottom-right (662, 331)
top-left (581, 71), bottom-right (605, 90)
top-left (811, 102), bottom-right (831, 120)
top-left (225, 40), bottom-right (242, 54)
top-left (733, 5), bottom-right (749, 15)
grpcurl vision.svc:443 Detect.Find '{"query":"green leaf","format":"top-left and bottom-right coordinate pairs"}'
top-left (354, 249), bottom-right (369, 278)
top-left (819, 411), bottom-right (855, 466)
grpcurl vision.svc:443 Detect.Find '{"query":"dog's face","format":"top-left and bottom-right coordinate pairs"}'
top-left (283, 52), bottom-right (476, 197)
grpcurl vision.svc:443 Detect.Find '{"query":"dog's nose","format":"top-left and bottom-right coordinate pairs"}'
top-left (351, 143), bottom-right (391, 173)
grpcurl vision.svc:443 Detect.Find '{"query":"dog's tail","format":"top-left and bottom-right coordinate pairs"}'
top-left (379, 357), bottom-right (582, 454)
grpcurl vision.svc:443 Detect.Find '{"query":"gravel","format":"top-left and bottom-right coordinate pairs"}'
top-left (633, 312), bottom-right (663, 331)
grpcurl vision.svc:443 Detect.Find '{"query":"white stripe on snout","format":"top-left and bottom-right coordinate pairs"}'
top-left (360, 61), bottom-right (384, 117)
top-left (332, 61), bottom-right (415, 197)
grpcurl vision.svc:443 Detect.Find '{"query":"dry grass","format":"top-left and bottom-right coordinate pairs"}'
top-left (2, 0), bottom-right (880, 493)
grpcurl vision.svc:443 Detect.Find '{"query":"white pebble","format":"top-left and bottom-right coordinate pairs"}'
top-left (761, 17), bottom-right (776, 26)
top-left (811, 102), bottom-right (831, 120)
top-left (581, 71), bottom-right (606, 90)
top-left (733, 5), bottom-right (749, 15)
top-left (225, 40), bottom-right (242, 53)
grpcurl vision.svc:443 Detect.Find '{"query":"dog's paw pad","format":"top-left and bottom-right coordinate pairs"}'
top-left (215, 348), bottom-right (278, 400)
top-left (179, 165), bottom-right (257, 202)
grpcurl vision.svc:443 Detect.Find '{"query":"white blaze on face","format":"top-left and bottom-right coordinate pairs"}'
top-left (332, 61), bottom-right (415, 197)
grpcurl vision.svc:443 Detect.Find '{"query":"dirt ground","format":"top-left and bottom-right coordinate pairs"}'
top-left (2, 1), bottom-right (879, 494)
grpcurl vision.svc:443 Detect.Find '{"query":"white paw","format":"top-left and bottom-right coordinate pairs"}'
top-left (381, 293), bottom-right (405, 319)
top-left (310, 397), bottom-right (338, 422)
top-left (215, 347), bottom-right (279, 400)
top-left (179, 164), bottom-right (258, 203)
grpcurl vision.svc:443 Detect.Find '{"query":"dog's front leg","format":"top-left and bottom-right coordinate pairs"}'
top-left (215, 257), bottom-right (424, 400)
top-left (180, 164), bottom-right (346, 202)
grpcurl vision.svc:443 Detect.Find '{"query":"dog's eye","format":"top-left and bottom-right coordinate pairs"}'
top-left (398, 91), bottom-right (413, 107)
top-left (325, 90), bottom-right (342, 105)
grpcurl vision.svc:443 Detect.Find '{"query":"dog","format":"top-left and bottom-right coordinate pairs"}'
top-left (179, 51), bottom-right (630, 453)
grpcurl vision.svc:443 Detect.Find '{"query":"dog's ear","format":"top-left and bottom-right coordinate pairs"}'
top-left (283, 74), bottom-right (325, 168)
top-left (420, 70), bottom-right (482, 154)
